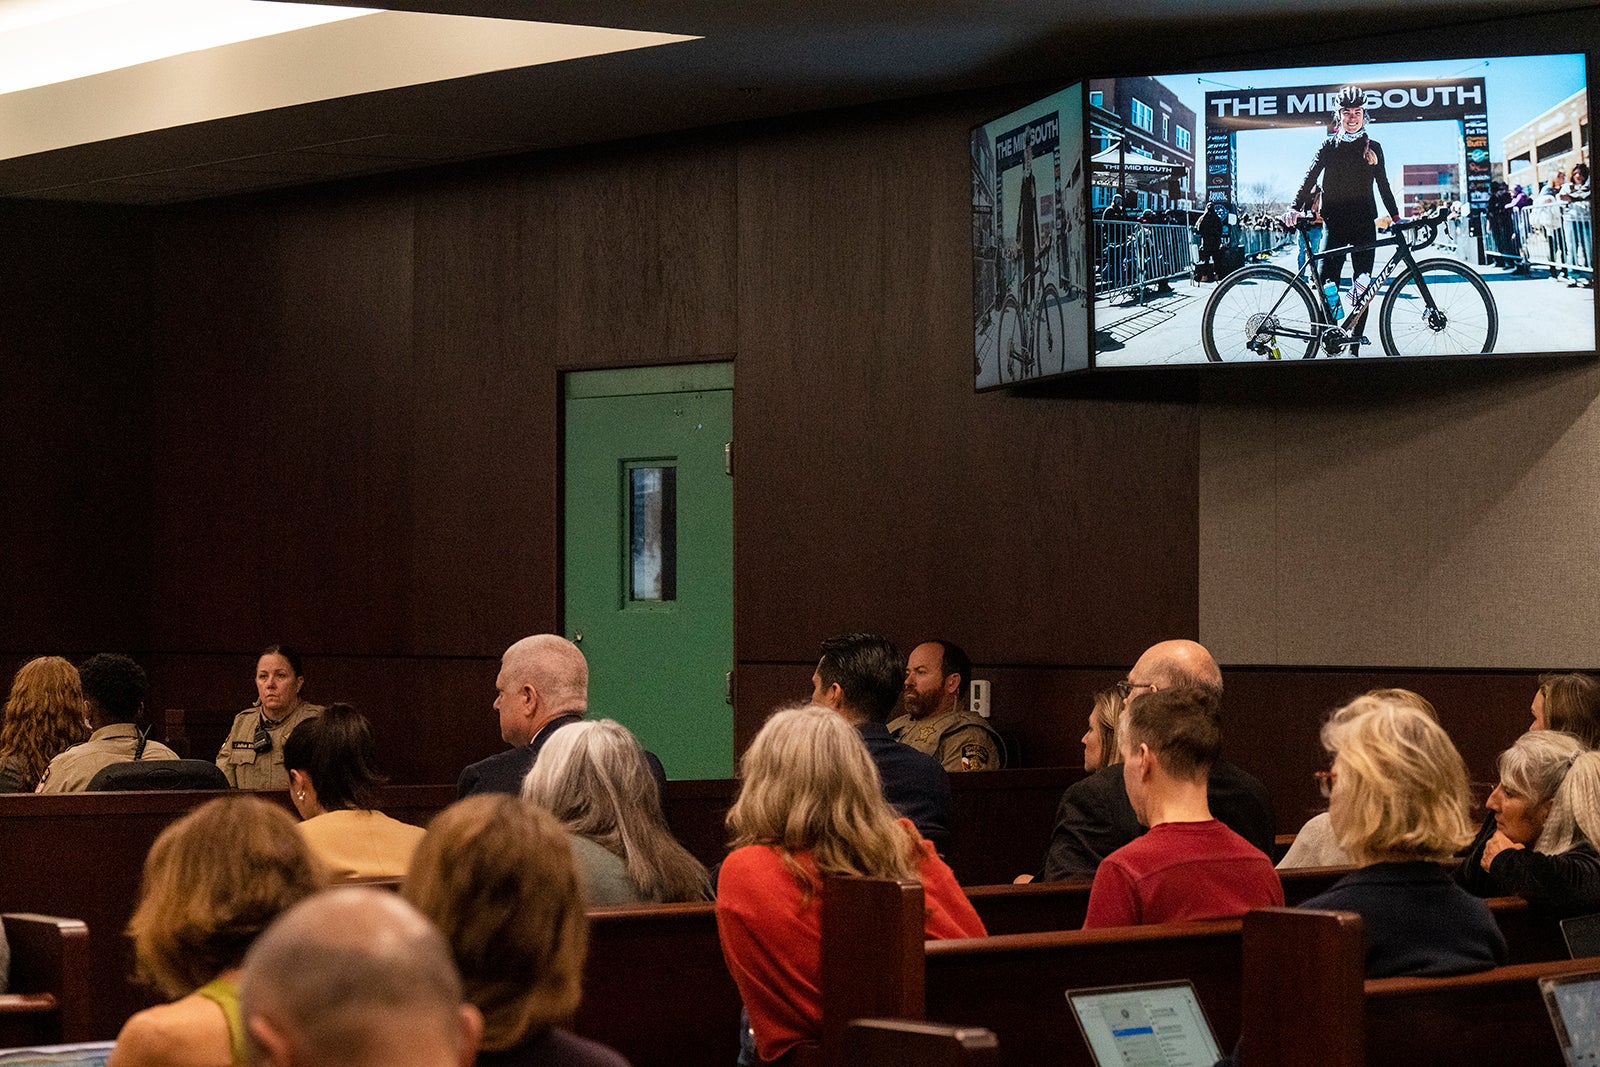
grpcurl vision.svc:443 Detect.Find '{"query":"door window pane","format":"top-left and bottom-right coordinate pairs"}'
top-left (628, 465), bottom-right (677, 602)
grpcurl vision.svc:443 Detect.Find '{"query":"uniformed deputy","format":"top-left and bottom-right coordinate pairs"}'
top-left (218, 644), bottom-right (323, 791)
top-left (888, 640), bottom-right (1005, 772)
top-left (37, 653), bottom-right (179, 793)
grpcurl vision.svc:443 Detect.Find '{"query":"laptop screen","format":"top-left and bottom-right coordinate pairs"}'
top-left (1543, 971), bottom-right (1600, 1066)
top-left (0, 1044), bottom-right (114, 1067)
top-left (1067, 980), bottom-right (1221, 1067)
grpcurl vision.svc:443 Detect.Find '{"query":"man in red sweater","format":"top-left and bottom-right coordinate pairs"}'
top-left (1083, 686), bottom-right (1282, 927)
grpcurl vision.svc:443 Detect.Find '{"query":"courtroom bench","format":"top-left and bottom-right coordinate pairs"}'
top-left (1241, 907), bottom-right (1599, 1067)
top-left (0, 913), bottom-right (90, 1048)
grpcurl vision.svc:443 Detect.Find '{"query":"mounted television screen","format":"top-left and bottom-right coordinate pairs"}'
top-left (972, 82), bottom-right (1090, 389)
top-left (1088, 52), bottom-right (1593, 368)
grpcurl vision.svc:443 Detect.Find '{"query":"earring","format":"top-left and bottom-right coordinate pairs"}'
top-left (296, 791), bottom-right (305, 801)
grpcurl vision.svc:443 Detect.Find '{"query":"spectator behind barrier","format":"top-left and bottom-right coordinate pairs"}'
top-left (1300, 694), bottom-right (1506, 978)
top-left (107, 796), bottom-right (327, 1067)
top-left (282, 702), bottom-right (425, 880)
top-left (403, 795), bottom-right (630, 1067)
top-left (521, 719), bottom-right (710, 906)
top-left (1533, 672), bottom-right (1600, 746)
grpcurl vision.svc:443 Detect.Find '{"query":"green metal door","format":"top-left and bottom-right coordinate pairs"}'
top-left (563, 364), bottom-right (733, 780)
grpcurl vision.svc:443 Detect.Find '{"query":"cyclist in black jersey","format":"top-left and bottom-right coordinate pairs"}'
top-left (1293, 85), bottom-right (1402, 307)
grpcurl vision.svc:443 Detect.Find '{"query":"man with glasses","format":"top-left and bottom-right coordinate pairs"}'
top-left (1031, 639), bottom-right (1274, 881)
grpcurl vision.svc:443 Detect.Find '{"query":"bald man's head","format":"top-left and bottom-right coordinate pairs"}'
top-left (1128, 640), bottom-right (1223, 701)
top-left (495, 635), bottom-right (588, 746)
top-left (241, 888), bottom-right (481, 1067)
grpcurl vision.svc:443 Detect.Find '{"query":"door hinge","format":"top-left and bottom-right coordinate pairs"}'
top-left (725, 670), bottom-right (734, 705)
top-left (724, 441), bottom-right (732, 477)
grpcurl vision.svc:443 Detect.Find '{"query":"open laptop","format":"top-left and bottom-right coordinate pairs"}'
top-left (1067, 980), bottom-right (1222, 1067)
top-left (1542, 970), bottom-right (1600, 1067)
top-left (1562, 914), bottom-right (1600, 960)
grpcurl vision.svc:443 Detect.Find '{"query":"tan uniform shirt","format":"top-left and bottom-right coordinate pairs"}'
top-left (887, 707), bottom-right (1005, 771)
top-left (216, 701), bottom-right (322, 790)
top-left (296, 808), bottom-right (426, 880)
top-left (36, 723), bottom-right (180, 793)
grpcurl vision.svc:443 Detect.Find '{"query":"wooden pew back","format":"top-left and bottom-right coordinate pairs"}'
top-left (0, 913), bottom-right (91, 1047)
top-left (578, 902), bottom-right (741, 1067)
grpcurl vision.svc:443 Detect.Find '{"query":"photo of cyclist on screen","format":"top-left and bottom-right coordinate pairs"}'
top-left (1292, 85), bottom-right (1402, 308)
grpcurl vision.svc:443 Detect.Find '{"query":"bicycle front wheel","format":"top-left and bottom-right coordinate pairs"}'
top-left (1201, 265), bottom-right (1321, 362)
top-left (1033, 284), bottom-right (1068, 376)
top-left (1378, 258), bottom-right (1497, 357)
top-left (997, 296), bottom-right (1024, 382)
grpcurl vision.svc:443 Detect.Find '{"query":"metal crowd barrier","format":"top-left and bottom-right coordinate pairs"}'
top-left (1483, 201), bottom-right (1592, 279)
top-left (1094, 220), bottom-right (1290, 301)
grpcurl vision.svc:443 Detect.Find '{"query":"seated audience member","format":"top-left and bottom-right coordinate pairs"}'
top-left (38, 654), bottom-right (178, 793)
top-left (404, 795), bottom-right (631, 1067)
top-left (1457, 731), bottom-right (1600, 917)
top-left (812, 633), bottom-right (951, 845)
top-left (108, 796), bottom-right (326, 1067)
top-left (888, 640), bottom-right (1005, 771)
top-left (1083, 687), bottom-right (1282, 927)
top-left (1530, 672), bottom-right (1600, 746)
top-left (1280, 688), bottom-right (1436, 870)
top-left (282, 702), bottom-right (425, 879)
top-left (240, 888), bottom-right (481, 1067)
top-left (0, 656), bottom-right (90, 793)
top-left (1037, 640), bottom-right (1273, 880)
top-left (716, 704), bottom-right (985, 1063)
top-left (521, 719), bottom-right (710, 905)
top-left (1081, 687), bottom-right (1124, 773)
top-left (458, 634), bottom-right (666, 800)
top-left (218, 645), bottom-right (323, 791)
top-left (1301, 694), bottom-right (1506, 978)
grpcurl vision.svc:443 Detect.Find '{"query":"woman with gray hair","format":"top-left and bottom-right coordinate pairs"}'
top-left (521, 719), bottom-right (710, 906)
top-left (1457, 730), bottom-right (1600, 916)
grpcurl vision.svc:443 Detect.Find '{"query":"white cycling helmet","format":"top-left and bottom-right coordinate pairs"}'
top-left (1333, 85), bottom-right (1365, 113)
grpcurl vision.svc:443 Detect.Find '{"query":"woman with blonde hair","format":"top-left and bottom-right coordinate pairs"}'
top-left (522, 719), bottom-right (709, 905)
top-left (1080, 687), bottom-right (1123, 773)
top-left (716, 704), bottom-right (985, 1062)
top-left (1279, 688), bottom-right (1437, 869)
top-left (108, 796), bottom-right (326, 1067)
top-left (1300, 694), bottom-right (1505, 977)
top-left (403, 794), bottom-right (629, 1067)
top-left (0, 656), bottom-right (89, 793)
top-left (1531, 672), bottom-right (1600, 746)
top-left (1457, 731), bottom-right (1600, 916)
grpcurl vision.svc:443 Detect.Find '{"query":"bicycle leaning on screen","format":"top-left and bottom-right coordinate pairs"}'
top-left (1199, 203), bottom-right (1498, 361)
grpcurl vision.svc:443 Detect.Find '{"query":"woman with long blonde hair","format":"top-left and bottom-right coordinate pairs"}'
top-left (0, 656), bottom-right (89, 793)
top-left (715, 704), bottom-right (985, 1062)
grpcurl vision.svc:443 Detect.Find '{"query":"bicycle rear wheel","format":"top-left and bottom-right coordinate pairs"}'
top-left (1201, 265), bottom-right (1321, 361)
top-left (997, 296), bottom-right (1024, 382)
top-left (1033, 284), bottom-right (1068, 376)
top-left (1378, 258), bottom-right (1497, 356)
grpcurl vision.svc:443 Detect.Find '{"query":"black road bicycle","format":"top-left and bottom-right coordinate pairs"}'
top-left (1200, 204), bottom-right (1498, 361)
top-left (998, 236), bottom-right (1066, 382)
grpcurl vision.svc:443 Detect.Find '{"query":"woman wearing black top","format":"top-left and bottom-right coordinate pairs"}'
top-left (1294, 85), bottom-right (1402, 308)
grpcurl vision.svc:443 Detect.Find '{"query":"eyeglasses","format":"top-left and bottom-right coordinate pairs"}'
top-left (1115, 679), bottom-right (1157, 699)
top-left (1314, 770), bottom-right (1338, 798)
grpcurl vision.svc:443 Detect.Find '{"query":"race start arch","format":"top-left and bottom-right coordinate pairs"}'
top-left (1203, 78), bottom-right (1489, 212)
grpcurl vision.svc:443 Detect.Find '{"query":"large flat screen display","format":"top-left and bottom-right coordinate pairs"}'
top-left (972, 82), bottom-right (1090, 389)
top-left (1088, 52), bottom-right (1593, 368)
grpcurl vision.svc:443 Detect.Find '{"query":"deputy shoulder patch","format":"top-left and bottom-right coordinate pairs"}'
top-left (960, 742), bottom-right (990, 771)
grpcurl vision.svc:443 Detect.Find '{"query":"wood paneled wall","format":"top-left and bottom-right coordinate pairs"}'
top-left (0, 10), bottom-right (1583, 838)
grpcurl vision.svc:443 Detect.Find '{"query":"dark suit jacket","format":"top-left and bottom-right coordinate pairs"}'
top-left (857, 721), bottom-right (951, 847)
top-left (1038, 759), bottom-right (1275, 880)
top-left (457, 713), bottom-right (668, 799)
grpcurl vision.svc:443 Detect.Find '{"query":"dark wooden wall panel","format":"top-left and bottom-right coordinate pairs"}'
top-left (0, 204), bottom-right (151, 657)
top-left (731, 100), bottom-right (1200, 680)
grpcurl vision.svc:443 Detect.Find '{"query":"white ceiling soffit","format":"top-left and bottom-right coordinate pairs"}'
top-left (0, 8), bottom-right (697, 161)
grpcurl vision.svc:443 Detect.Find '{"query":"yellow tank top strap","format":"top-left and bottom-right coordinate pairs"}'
top-left (193, 974), bottom-right (247, 1067)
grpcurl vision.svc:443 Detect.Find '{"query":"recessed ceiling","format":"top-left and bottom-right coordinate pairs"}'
top-left (0, 0), bottom-right (1587, 206)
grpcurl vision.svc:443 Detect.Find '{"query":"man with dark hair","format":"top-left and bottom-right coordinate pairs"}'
top-left (242, 888), bottom-right (481, 1067)
top-left (1082, 687), bottom-right (1282, 927)
top-left (889, 640), bottom-right (1004, 771)
top-left (1033, 639), bottom-right (1274, 880)
top-left (811, 633), bottom-right (950, 845)
top-left (37, 653), bottom-right (178, 792)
